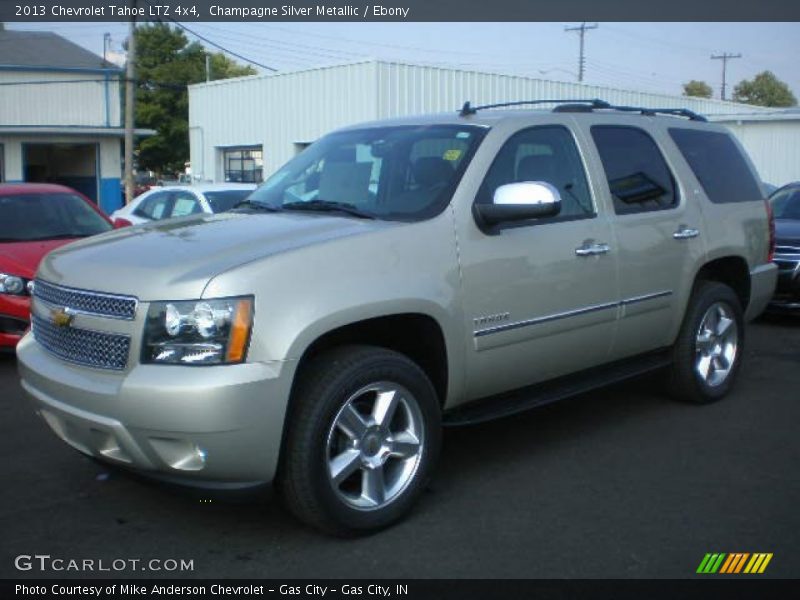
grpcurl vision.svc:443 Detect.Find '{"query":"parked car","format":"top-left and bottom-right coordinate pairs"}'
top-left (110, 183), bottom-right (257, 226)
top-left (17, 100), bottom-right (776, 534)
top-left (762, 182), bottom-right (778, 195)
top-left (768, 182), bottom-right (800, 309)
top-left (0, 183), bottom-right (113, 350)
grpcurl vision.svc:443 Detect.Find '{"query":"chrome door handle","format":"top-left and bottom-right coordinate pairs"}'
top-left (575, 242), bottom-right (611, 257)
top-left (673, 227), bottom-right (700, 240)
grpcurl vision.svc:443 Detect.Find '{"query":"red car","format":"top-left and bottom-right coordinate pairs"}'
top-left (0, 183), bottom-right (114, 350)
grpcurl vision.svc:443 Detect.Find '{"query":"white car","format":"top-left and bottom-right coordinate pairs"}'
top-left (111, 183), bottom-right (257, 226)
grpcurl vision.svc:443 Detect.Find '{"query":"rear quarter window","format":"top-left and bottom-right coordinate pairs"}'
top-left (668, 128), bottom-right (763, 204)
top-left (590, 125), bottom-right (677, 215)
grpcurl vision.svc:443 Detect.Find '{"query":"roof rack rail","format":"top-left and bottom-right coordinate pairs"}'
top-left (459, 99), bottom-right (610, 116)
top-left (563, 103), bottom-right (707, 122)
top-left (459, 99), bottom-right (707, 121)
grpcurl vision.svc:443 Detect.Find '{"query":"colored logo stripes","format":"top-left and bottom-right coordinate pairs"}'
top-left (697, 553), bottom-right (773, 574)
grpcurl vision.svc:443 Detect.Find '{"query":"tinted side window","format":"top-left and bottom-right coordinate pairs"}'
top-left (135, 192), bottom-right (171, 220)
top-left (477, 126), bottom-right (594, 221)
top-left (669, 128), bottom-right (762, 204)
top-left (170, 191), bottom-right (203, 217)
top-left (591, 126), bottom-right (677, 215)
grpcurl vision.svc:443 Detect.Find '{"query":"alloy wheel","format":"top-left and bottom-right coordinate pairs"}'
top-left (325, 382), bottom-right (425, 511)
top-left (694, 301), bottom-right (739, 387)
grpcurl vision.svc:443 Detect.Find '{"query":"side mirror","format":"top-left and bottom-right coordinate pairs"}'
top-left (113, 218), bottom-right (133, 229)
top-left (475, 181), bottom-right (562, 228)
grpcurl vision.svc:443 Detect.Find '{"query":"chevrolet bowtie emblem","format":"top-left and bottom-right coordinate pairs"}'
top-left (51, 307), bottom-right (75, 328)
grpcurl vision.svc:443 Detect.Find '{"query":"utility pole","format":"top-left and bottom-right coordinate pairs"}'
top-left (124, 2), bottom-right (137, 205)
top-left (205, 53), bottom-right (211, 82)
top-left (711, 52), bottom-right (742, 101)
top-left (103, 32), bottom-right (111, 63)
top-left (565, 22), bottom-right (598, 83)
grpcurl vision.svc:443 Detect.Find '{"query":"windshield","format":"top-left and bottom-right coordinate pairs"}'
top-left (204, 189), bottom-right (255, 213)
top-left (770, 186), bottom-right (800, 220)
top-left (0, 193), bottom-right (112, 242)
top-left (247, 125), bottom-right (486, 221)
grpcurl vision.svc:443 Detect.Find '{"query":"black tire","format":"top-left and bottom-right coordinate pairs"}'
top-left (668, 281), bottom-right (745, 404)
top-left (278, 345), bottom-right (441, 535)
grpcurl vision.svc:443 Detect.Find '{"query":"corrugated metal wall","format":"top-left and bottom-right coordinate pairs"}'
top-left (717, 119), bottom-right (800, 186)
top-left (373, 61), bottom-right (757, 118)
top-left (0, 70), bottom-right (121, 127)
top-left (189, 62), bottom-right (379, 180)
top-left (190, 60), bottom-right (780, 183)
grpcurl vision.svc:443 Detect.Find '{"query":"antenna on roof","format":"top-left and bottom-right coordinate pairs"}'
top-left (460, 101), bottom-right (476, 117)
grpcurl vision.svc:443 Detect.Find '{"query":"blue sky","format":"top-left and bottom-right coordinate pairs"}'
top-left (13, 21), bottom-right (800, 99)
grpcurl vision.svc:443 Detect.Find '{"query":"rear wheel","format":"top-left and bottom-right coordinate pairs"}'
top-left (279, 345), bottom-right (441, 535)
top-left (668, 281), bottom-right (744, 404)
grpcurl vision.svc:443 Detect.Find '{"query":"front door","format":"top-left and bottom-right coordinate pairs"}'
top-left (457, 124), bottom-right (620, 401)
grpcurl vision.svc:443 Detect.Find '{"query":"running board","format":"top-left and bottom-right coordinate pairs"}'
top-left (443, 350), bottom-right (672, 426)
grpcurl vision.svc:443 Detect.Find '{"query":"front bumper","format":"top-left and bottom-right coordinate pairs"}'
top-left (16, 333), bottom-right (297, 486)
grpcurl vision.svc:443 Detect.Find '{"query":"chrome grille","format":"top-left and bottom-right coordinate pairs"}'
top-left (31, 313), bottom-right (130, 370)
top-left (34, 280), bottom-right (137, 320)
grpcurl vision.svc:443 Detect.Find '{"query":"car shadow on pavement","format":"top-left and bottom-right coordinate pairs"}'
top-left (757, 311), bottom-right (800, 327)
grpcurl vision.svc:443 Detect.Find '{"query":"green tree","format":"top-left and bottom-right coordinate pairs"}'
top-left (732, 71), bottom-right (797, 107)
top-left (129, 24), bottom-right (256, 174)
top-left (682, 80), bottom-right (713, 99)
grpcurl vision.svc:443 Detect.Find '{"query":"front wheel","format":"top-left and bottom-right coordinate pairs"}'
top-left (668, 281), bottom-right (744, 404)
top-left (279, 345), bottom-right (441, 535)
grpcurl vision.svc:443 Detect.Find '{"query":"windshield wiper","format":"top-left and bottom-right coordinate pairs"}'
top-left (282, 200), bottom-right (375, 220)
top-left (232, 200), bottom-right (282, 212)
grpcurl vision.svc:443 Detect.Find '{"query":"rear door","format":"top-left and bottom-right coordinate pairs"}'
top-left (584, 121), bottom-right (707, 359)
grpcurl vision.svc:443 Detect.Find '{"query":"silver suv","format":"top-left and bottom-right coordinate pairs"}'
top-left (17, 100), bottom-right (777, 534)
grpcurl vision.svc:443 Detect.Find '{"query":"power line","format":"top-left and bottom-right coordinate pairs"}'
top-left (185, 26), bottom-right (363, 68)
top-left (254, 24), bottom-right (534, 60)
top-left (711, 52), bottom-right (742, 100)
top-left (565, 22), bottom-right (598, 83)
top-left (587, 60), bottom-right (687, 87)
top-left (197, 23), bottom-right (365, 60)
top-left (168, 21), bottom-right (278, 72)
top-left (138, 0), bottom-right (277, 72)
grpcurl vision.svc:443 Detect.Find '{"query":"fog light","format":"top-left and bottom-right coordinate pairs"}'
top-left (149, 438), bottom-right (208, 471)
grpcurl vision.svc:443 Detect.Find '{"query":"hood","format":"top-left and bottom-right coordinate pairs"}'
top-left (775, 219), bottom-right (800, 247)
top-left (38, 212), bottom-right (396, 300)
top-left (0, 239), bottom-right (79, 278)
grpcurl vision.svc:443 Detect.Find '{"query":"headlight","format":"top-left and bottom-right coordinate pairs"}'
top-left (0, 274), bottom-right (27, 295)
top-left (143, 296), bottom-right (253, 365)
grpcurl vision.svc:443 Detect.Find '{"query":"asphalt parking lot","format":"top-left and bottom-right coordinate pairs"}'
top-left (1, 315), bottom-right (798, 580)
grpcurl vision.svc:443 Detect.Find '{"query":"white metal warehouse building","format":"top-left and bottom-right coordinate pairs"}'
top-left (188, 60), bottom-right (798, 187)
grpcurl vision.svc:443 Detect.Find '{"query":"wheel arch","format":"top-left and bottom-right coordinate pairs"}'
top-left (290, 312), bottom-right (450, 409)
top-left (693, 256), bottom-right (751, 311)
